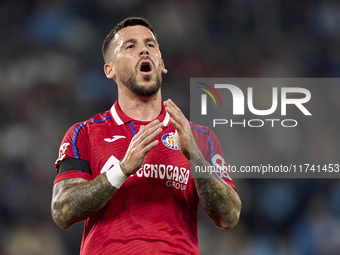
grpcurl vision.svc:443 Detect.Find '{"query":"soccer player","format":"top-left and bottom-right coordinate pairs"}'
top-left (51, 17), bottom-right (241, 255)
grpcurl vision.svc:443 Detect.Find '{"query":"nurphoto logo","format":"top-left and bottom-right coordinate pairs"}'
top-left (196, 82), bottom-right (222, 115)
top-left (195, 80), bottom-right (312, 128)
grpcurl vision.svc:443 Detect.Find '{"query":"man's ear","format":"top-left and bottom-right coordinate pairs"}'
top-left (104, 62), bottom-right (116, 79)
top-left (161, 59), bottom-right (168, 74)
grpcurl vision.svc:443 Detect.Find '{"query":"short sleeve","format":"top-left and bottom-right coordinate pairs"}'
top-left (54, 122), bottom-right (92, 182)
top-left (191, 123), bottom-right (236, 191)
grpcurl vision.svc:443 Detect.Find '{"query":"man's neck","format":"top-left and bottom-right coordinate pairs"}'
top-left (118, 89), bottom-right (162, 122)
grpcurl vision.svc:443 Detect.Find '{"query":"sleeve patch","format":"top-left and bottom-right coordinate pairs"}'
top-left (55, 142), bottom-right (70, 164)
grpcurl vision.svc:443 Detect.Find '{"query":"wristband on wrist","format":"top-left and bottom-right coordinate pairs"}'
top-left (106, 162), bottom-right (128, 188)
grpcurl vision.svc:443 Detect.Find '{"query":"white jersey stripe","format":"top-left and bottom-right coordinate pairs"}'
top-left (110, 104), bottom-right (124, 125)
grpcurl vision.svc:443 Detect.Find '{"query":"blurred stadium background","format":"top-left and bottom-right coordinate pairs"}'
top-left (1, 0), bottom-right (340, 254)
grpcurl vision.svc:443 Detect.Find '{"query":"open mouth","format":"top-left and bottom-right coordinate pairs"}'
top-left (139, 60), bottom-right (153, 75)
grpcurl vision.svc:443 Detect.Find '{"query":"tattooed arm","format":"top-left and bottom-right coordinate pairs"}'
top-left (51, 120), bottom-right (163, 229)
top-left (190, 146), bottom-right (241, 229)
top-left (51, 174), bottom-right (117, 229)
top-left (194, 178), bottom-right (240, 229)
top-left (164, 99), bottom-right (241, 229)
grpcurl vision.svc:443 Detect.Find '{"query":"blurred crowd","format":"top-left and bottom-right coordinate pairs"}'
top-left (0, 0), bottom-right (340, 254)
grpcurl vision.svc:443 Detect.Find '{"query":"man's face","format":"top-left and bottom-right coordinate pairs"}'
top-left (108, 25), bottom-right (167, 97)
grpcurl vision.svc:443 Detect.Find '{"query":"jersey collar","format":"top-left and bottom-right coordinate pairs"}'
top-left (110, 101), bottom-right (170, 127)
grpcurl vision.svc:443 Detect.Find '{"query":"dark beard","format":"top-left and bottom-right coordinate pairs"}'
top-left (124, 72), bottom-right (162, 97)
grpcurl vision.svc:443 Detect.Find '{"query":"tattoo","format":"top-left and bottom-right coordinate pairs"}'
top-left (120, 161), bottom-right (128, 176)
top-left (191, 152), bottom-right (241, 229)
top-left (51, 174), bottom-right (117, 229)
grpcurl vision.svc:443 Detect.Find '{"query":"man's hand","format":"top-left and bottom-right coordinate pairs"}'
top-left (165, 99), bottom-right (241, 230)
top-left (164, 99), bottom-right (192, 160)
top-left (52, 120), bottom-right (163, 229)
top-left (120, 120), bottom-right (163, 176)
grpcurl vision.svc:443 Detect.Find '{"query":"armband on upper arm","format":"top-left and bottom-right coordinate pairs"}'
top-left (58, 158), bottom-right (92, 175)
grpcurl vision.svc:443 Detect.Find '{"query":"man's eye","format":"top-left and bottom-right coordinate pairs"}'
top-left (147, 43), bottom-right (155, 47)
top-left (126, 45), bottom-right (134, 49)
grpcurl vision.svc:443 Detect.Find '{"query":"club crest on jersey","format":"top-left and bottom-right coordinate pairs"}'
top-left (162, 133), bottom-right (180, 150)
top-left (55, 142), bottom-right (70, 164)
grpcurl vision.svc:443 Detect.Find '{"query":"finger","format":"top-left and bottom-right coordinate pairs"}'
top-left (141, 120), bottom-right (160, 131)
top-left (165, 99), bottom-right (179, 109)
top-left (169, 117), bottom-right (182, 132)
top-left (139, 127), bottom-right (162, 147)
top-left (134, 122), bottom-right (162, 148)
top-left (165, 105), bottom-right (180, 124)
top-left (164, 99), bottom-right (178, 114)
top-left (165, 101), bottom-right (189, 133)
top-left (142, 139), bottom-right (159, 155)
top-left (165, 100), bottom-right (185, 121)
top-left (146, 119), bottom-right (160, 127)
top-left (138, 122), bottom-right (163, 138)
top-left (134, 120), bottom-right (161, 139)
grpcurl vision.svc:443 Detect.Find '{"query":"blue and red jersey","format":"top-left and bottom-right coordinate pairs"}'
top-left (55, 101), bottom-right (236, 255)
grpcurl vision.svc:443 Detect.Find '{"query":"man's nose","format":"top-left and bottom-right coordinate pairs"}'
top-left (139, 46), bottom-right (149, 56)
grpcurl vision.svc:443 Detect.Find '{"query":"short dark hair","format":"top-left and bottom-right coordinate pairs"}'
top-left (102, 17), bottom-right (156, 63)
